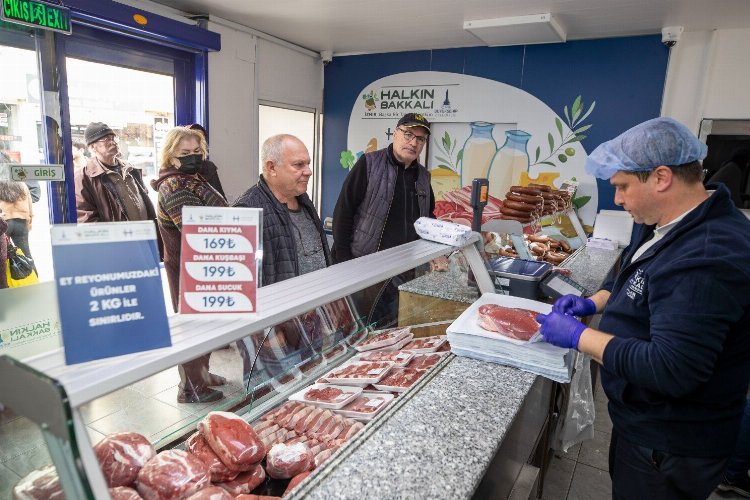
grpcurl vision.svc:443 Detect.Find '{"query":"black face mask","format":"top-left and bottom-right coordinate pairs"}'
top-left (177, 154), bottom-right (202, 175)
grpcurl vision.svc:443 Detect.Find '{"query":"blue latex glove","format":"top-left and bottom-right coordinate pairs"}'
top-left (536, 312), bottom-right (587, 349)
top-left (552, 294), bottom-right (597, 317)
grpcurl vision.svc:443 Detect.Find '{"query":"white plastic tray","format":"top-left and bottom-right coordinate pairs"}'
top-left (407, 351), bottom-right (449, 370)
top-left (402, 336), bottom-right (447, 353)
top-left (335, 391), bottom-right (395, 421)
top-left (446, 293), bottom-right (550, 346)
top-left (371, 333), bottom-right (414, 352)
top-left (288, 384), bottom-right (362, 410)
top-left (355, 350), bottom-right (414, 366)
top-left (322, 361), bottom-right (394, 386)
top-left (355, 327), bottom-right (412, 352)
top-left (371, 367), bottom-right (425, 393)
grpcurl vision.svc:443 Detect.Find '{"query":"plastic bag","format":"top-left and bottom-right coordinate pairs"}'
top-left (552, 352), bottom-right (595, 452)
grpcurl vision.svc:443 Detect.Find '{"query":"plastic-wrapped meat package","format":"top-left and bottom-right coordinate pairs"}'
top-left (109, 486), bottom-right (143, 500)
top-left (215, 463), bottom-right (266, 496)
top-left (186, 432), bottom-right (239, 482)
top-left (184, 486), bottom-right (235, 500)
top-left (136, 450), bottom-right (210, 500)
top-left (12, 464), bottom-right (64, 500)
top-left (198, 411), bottom-right (266, 470)
top-left (94, 432), bottom-right (156, 487)
top-left (265, 442), bottom-right (313, 479)
top-left (284, 471), bottom-right (312, 496)
top-left (234, 495), bottom-right (282, 500)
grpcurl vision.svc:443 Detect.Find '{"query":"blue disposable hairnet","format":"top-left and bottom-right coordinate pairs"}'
top-left (585, 117), bottom-right (707, 180)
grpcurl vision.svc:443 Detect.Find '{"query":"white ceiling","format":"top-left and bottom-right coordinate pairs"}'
top-left (150, 0), bottom-right (750, 56)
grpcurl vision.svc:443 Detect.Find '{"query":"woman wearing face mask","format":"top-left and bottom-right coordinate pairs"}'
top-left (151, 126), bottom-right (228, 403)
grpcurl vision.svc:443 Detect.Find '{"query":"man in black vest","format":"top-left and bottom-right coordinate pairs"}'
top-left (332, 113), bottom-right (436, 326)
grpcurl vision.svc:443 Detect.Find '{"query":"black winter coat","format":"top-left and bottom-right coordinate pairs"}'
top-left (233, 176), bottom-right (331, 286)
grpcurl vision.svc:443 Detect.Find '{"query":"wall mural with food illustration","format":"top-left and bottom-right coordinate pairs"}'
top-left (338, 71), bottom-right (598, 234)
top-left (322, 35), bottom-right (669, 234)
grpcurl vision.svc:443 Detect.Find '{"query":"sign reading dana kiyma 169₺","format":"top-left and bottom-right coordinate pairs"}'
top-left (179, 206), bottom-right (261, 314)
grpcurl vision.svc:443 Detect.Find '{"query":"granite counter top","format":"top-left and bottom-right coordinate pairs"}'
top-left (398, 245), bottom-right (621, 301)
top-left (292, 355), bottom-right (537, 500)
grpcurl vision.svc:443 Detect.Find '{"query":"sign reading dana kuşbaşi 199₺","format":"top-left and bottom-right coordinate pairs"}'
top-left (51, 221), bottom-right (171, 365)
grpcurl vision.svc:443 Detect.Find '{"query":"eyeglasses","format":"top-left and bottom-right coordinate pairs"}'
top-left (397, 128), bottom-right (428, 145)
top-left (95, 135), bottom-right (118, 145)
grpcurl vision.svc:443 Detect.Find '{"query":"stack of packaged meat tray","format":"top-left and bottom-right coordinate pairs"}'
top-left (447, 294), bottom-right (574, 383)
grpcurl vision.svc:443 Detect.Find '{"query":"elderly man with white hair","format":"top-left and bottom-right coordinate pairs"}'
top-left (536, 117), bottom-right (750, 499)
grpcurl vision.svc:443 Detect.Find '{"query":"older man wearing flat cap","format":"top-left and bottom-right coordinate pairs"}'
top-left (535, 117), bottom-right (750, 499)
top-left (74, 121), bottom-right (156, 224)
top-left (332, 113), bottom-right (436, 327)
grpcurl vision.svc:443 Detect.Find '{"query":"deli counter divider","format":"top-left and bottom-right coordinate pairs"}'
top-left (0, 234), bottom-right (622, 499)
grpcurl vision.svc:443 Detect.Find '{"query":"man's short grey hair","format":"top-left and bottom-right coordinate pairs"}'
top-left (261, 134), bottom-right (299, 170)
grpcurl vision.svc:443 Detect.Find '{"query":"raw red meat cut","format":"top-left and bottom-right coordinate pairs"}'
top-left (184, 486), bottom-right (234, 500)
top-left (284, 471), bottom-right (312, 496)
top-left (235, 495), bottom-right (281, 500)
top-left (215, 464), bottom-right (266, 496)
top-left (94, 432), bottom-right (156, 487)
top-left (186, 432), bottom-right (239, 482)
top-left (12, 465), bottom-right (64, 500)
top-left (136, 450), bottom-right (210, 500)
top-left (265, 442), bottom-right (313, 479)
top-left (304, 387), bottom-right (347, 403)
top-left (377, 367), bottom-right (424, 388)
top-left (109, 486), bottom-right (143, 500)
top-left (198, 411), bottom-right (265, 470)
top-left (343, 395), bottom-right (385, 413)
top-left (408, 354), bottom-right (442, 370)
top-left (477, 304), bottom-right (540, 340)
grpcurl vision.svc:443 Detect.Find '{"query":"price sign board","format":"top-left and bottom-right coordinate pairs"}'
top-left (51, 221), bottom-right (171, 365)
top-left (179, 206), bottom-right (261, 313)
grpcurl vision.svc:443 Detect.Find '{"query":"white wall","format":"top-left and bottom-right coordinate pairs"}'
top-left (662, 28), bottom-right (750, 133)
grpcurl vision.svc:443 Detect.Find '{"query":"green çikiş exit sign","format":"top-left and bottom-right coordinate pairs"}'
top-left (1, 0), bottom-right (71, 35)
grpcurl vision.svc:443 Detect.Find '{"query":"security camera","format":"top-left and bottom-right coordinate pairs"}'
top-left (320, 50), bottom-right (333, 65)
top-left (662, 26), bottom-right (683, 47)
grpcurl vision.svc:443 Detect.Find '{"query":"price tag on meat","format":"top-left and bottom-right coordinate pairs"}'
top-left (179, 206), bottom-right (261, 313)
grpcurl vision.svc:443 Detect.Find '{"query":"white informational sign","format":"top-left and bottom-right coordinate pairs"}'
top-left (51, 221), bottom-right (171, 365)
top-left (593, 210), bottom-right (634, 247)
top-left (179, 206), bottom-right (261, 314)
top-left (0, 282), bottom-right (61, 361)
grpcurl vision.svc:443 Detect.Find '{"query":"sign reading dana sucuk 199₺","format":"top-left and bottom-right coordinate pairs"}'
top-left (51, 221), bottom-right (171, 365)
top-left (179, 206), bottom-right (260, 314)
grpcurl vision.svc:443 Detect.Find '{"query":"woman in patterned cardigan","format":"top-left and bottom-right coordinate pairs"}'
top-left (151, 126), bottom-right (228, 404)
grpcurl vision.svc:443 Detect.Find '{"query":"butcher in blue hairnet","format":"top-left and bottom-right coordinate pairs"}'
top-left (536, 116), bottom-right (750, 499)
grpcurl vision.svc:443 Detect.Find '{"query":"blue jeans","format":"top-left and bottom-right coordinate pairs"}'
top-left (726, 398), bottom-right (750, 482)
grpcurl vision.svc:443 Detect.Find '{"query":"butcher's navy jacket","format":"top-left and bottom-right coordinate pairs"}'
top-left (599, 183), bottom-right (750, 457)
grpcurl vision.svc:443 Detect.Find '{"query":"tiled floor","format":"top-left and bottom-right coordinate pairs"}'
top-left (542, 377), bottom-right (747, 500)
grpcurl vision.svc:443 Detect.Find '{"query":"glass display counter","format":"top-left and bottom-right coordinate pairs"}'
top-left (0, 235), bottom-right (490, 499)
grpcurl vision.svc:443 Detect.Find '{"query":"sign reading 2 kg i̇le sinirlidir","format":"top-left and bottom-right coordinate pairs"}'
top-left (51, 221), bottom-right (171, 365)
top-left (179, 207), bottom-right (261, 314)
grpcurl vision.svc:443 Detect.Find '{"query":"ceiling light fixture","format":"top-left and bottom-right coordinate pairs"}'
top-left (464, 13), bottom-right (566, 47)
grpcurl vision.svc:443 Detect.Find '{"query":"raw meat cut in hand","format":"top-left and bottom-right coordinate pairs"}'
top-left (199, 411), bottom-right (266, 470)
top-left (186, 432), bottom-right (239, 482)
top-left (109, 486), bottom-right (143, 500)
top-left (215, 464), bottom-right (266, 496)
top-left (94, 432), bottom-right (156, 487)
top-left (477, 304), bottom-right (540, 341)
top-left (266, 442), bottom-right (313, 479)
top-left (136, 450), bottom-right (209, 500)
top-left (12, 464), bottom-right (64, 500)
top-left (184, 486), bottom-right (234, 500)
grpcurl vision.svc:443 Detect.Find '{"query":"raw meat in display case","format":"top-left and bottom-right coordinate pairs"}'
top-left (284, 471), bottom-right (312, 496)
top-left (408, 353), bottom-right (447, 370)
top-left (109, 486), bottom-right (143, 499)
top-left (402, 335), bottom-right (447, 353)
top-left (355, 326), bottom-right (411, 352)
top-left (136, 450), bottom-right (210, 500)
top-left (185, 486), bottom-right (234, 499)
top-left (373, 367), bottom-right (425, 392)
top-left (12, 464), bottom-right (64, 500)
top-left (198, 412), bottom-right (266, 470)
top-left (94, 431), bottom-right (156, 487)
top-left (265, 442), bottom-right (313, 479)
top-left (322, 297), bottom-right (359, 336)
top-left (214, 464), bottom-right (266, 495)
top-left (355, 349), bottom-right (414, 365)
top-left (186, 432), bottom-right (240, 482)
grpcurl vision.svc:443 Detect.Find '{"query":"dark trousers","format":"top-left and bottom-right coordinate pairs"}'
top-left (6, 218), bottom-right (31, 259)
top-left (609, 430), bottom-right (728, 500)
top-left (725, 398), bottom-right (750, 482)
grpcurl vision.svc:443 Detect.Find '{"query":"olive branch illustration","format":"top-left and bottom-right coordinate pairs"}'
top-left (531, 95), bottom-right (595, 170)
